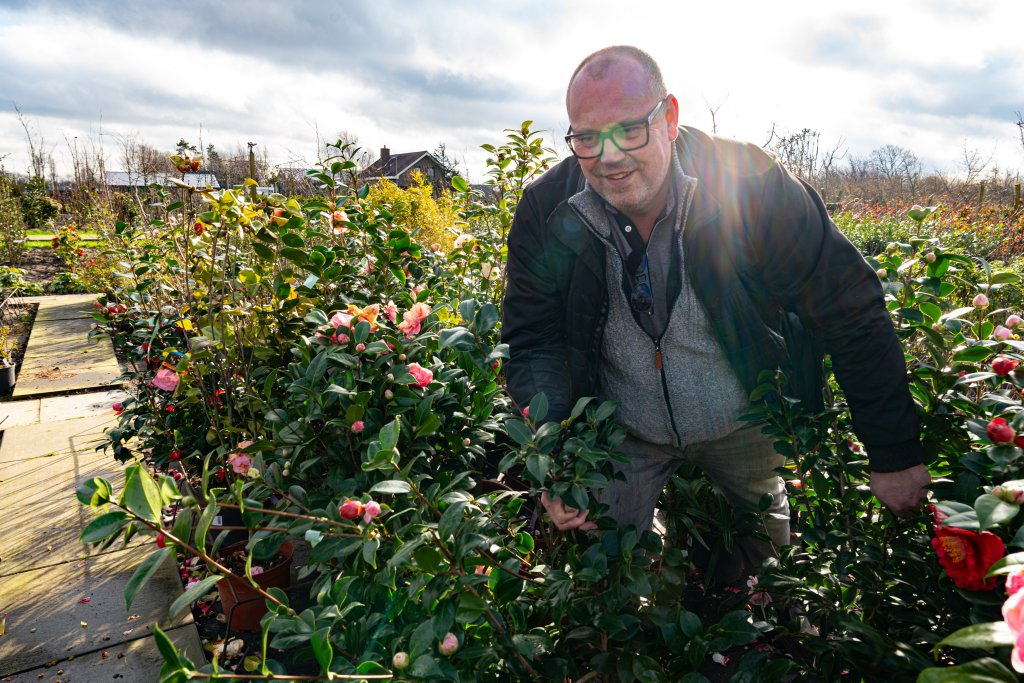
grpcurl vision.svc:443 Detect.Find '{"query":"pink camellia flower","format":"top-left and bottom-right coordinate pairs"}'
top-left (438, 632), bottom-right (459, 657)
top-left (411, 285), bottom-right (425, 297)
top-left (995, 326), bottom-right (1013, 340)
top-left (522, 406), bottom-right (530, 419)
top-left (227, 452), bottom-right (253, 475)
top-left (993, 356), bottom-right (1020, 377)
top-left (992, 485), bottom-right (1024, 505)
top-left (1009, 571), bottom-right (1024, 596)
top-left (987, 417), bottom-right (1016, 444)
top-left (1008, 315), bottom-right (1024, 328)
top-left (152, 368), bottom-right (180, 392)
top-left (973, 293), bottom-right (990, 308)
top-left (351, 420), bottom-right (365, 433)
top-left (384, 300), bottom-right (398, 324)
top-left (329, 311), bottom-right (354, 344)
top-left (113, 402), bottom-right (124, 415)
top-left (331, 210), bottom-right (348, 235)
top-left (250, 566), bottom-right (264, 576)
top-left (362, 256), bottom-right (377, 276)
top-left (363, 500), bottom-right (382, 523)
top-left (747, 575), bottom-right (772, 607)
top-left (408, 362), bottom-right (433, 388)
top-left (1003, 587), bottom-right (1024, 672)
top-left (339, 499), bottom-right (363, 521)
top-left (397, 302), bottom-right (432, 339)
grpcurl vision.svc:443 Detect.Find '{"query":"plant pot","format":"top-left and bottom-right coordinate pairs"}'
top-left (0, 364), bottom-right (15, 395)
top-left (216, 539), bottom-right (293, 632)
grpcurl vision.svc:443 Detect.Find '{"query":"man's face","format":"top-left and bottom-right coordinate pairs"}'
top-left (567, 59), bottom-right (678, 220)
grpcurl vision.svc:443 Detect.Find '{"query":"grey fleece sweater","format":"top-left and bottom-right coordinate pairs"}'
top-left (567, 157), bottom-right (750, 448)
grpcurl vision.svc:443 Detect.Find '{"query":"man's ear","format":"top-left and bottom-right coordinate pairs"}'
top-left (665, 94), bottom-right (680, 141)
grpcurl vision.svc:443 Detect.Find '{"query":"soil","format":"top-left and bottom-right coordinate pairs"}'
top-left (0, 302), bottom-right (38, 383)
top-left (5, 247), bottom-right (64, 282)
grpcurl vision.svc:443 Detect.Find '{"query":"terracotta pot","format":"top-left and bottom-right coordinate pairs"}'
top-left (216, 539), bottom-right (293, 632)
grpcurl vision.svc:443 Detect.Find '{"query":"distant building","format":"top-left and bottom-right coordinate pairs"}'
top-left (105, 171), bottom-right (221, 192)
top-left (361, 147), bottom-right (448, 197)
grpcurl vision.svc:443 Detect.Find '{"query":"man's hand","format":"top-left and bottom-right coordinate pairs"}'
top-left (540, 491), bottom-right (598, 532)
top-left (870, 464), bottom-right (930, 517)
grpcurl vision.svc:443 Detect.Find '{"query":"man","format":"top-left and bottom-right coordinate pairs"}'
top-left (501, 45), bottom-right (929, 580)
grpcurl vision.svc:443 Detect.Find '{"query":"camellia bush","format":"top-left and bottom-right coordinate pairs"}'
top-left (75, 130), bottom-right (1024, 682)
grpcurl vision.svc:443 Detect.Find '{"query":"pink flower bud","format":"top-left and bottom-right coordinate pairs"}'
top-left (392, 652), bottom-right (409, 670)
top-left (363, 500), bottom-right (382, 523)
top-left (438, 632), bottom-right (459, 656)
top-left (1008, 315), bottom-right (1024, 328)
top-left (973, 293), bottom-right (990, 308)
top-left (995, 325), bottom-right (1012, 340)
top-left (356, 343), bottom-right (365, 352)
top-left (351, 420), bottom-right (365, 433)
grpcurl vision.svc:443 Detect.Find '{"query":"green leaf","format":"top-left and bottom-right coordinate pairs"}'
top-left (311, 626), bottom-right (333, 673)
top-left (195, 500), bottom-right (217, 556)
top-left (985, 551), bottom-right (1024, 576)
top-left (935, 622), bottom-right (1016, 652)
top-left (990, 271), bottom-right (1021, 285)
top-left (356, 661), bottom-right (390, 674)
top-left (125, 547), bottom-right (172, 611)
top-left (512, 633), bottom-right (551, 659)
top-left (122, 464), bottom-right (163, 523)
top-left (168, 575), bottom-right (222, 621)
top-left (895, 307), bottom-right (925, 323)
top-left (252, 242), bottom-right (275, 261)
top-left (451, 175), bottom-right (469, 192)
top-left (370, 479), bottom-right (411, 494)
top-left (438, 501), bottom-right (467, 540)
top-left (76, 477), bottom-right (112, 507)
top-left (919, 301), bottom-right (943, 323)
top-left (362, 537), bottom-right (380, 569)
top-left (918, 658), bottom-right (1018, 682)
top-left (953, 346), bottom-right (995, 363)
top-left (379, 418), bottom-right (401, 452)
top-left (505, 418), bottom-right (533, 446)
top-left (81, 511), bottom-right (131, 543)
top-left (528, 393), bottom-right (549, 424)
top-left (153, 624), bottom-right (184, 669)
top-left (569, 397), bottom-right (594, 422)
top-left (975, 493), bottom-right (1020, 530)
top-left (456, 592), bottom-right (485, 624)
top-left (525, 453), bottom-right (551, 485)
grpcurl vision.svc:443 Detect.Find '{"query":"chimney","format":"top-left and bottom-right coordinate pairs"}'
top-left (380, 146), bottom-right (391, 166)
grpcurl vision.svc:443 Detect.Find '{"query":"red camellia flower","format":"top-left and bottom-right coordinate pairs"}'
top-left (988, 418), bottom-right (1017, 444)
top-left (156, 533), bottom-right (167, 549)
top-left (169, 449), bottom-right (182, 461)
top-left (993, 356), bottom-right (1020, 377)
top-left (339, 499), bottom-right (364, 521)
top-left (112, 402), bottom-right (124, 415)
top-left (1016, 435), bottom-right (1024, 449)
top-left (931, 520), bottom-right (1005, 591)
top-left (194, 222), bottom-right (205, 236)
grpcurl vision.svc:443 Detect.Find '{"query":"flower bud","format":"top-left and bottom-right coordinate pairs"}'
top-left (384, 389), bottom-right (394, 400)
top-left (392, 651), bottom-right (409, 670)
top-left (973, 293), bottom-right (990, 308)
top-left (351, 420), bottom-right (365, 434)
top-left (924, 252), bottom-right (936, 263)
top-left (995, 325), bottom-right (1012, 341)
top-left (339, 499), bottom-right (364, 521)
top-left (1007, 315), bottom-right (1024, 329)
top-left (993, 355), bottom-right (1020, 377)
top-left (875, 268), bottom-right (887, 279)
top-left (987, 417), bottom-right (1016, 444)
top-left (463, 438), bottom-right (471, 447)
top-left (438, 632), bottom-right (459, 656)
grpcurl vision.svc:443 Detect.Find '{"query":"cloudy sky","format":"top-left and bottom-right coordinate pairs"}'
top-left (1, 0), bottom-right (1023, 184)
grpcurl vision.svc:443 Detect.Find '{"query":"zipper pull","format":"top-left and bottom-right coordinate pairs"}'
top-left (654, 345), bottom-right (663, 370)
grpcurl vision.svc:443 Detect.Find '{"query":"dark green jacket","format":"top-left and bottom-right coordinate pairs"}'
top-left (502, 126), bottom-right (926, 472)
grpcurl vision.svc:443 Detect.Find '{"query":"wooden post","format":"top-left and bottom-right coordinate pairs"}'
top-left (247, 142), bottom-right (258, 203)
top-left (977, 181), bottom-right (986, 211)
top-left (1014, 182), bottom-right (1021, 213)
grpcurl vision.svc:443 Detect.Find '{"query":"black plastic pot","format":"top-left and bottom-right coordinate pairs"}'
top-left (0, 365), bottom-right (16, 395)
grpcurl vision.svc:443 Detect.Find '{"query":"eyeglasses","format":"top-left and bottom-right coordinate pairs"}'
top-left (565, 99), bottom-right (667, 160)
top-left (630, 252), bottom-right (653, 314)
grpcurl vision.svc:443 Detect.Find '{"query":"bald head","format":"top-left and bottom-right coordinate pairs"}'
top-left (565, 45), bottom-right (667, 112)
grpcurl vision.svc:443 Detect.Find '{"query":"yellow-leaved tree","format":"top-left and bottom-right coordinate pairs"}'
top-left (365, 170), bottom-right (457, 251)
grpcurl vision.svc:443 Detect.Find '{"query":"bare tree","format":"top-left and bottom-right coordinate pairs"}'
top-left (957, 140), bottom-right (993, 185)
top-left (14, 104), bottom-right (48, 179)
top-left (702, 95), bottom-right (728, 135)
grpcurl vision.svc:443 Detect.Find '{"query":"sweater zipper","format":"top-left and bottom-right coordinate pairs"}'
top-left (654, 337), bottom-right (683, 447)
